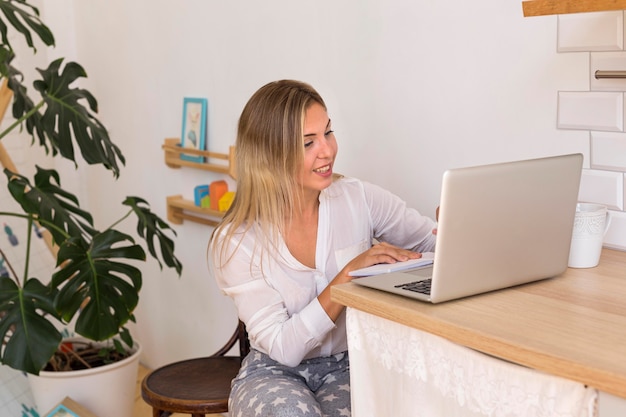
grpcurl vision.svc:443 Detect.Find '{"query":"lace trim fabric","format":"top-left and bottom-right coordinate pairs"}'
top-left (346, 308), bottom-right (597, 417)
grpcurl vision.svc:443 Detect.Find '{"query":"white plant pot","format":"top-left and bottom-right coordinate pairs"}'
top-left (28, 339), bottom-right (142, 417)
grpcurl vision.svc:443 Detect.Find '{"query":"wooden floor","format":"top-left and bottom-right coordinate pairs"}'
top-left (133, 364), bottom-right (225, 417)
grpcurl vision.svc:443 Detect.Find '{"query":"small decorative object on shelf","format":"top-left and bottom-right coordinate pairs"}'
top-left (219, 191), bottom-right (236, 212)
top-left (180, 98), bottom-right (208, 163)
top-left (162, 138), bottom-right (236, 226)
top-left (194, 185), bottom-right (210, 208)
top-left (209, 180), bottom-right (228, 211)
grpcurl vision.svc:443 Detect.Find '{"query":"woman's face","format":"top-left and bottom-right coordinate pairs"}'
top-left (299, 102), bottom-right (337, 197)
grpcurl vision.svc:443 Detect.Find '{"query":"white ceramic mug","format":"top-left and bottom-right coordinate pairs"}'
top-left (568, 203), bottom-right (611, 268)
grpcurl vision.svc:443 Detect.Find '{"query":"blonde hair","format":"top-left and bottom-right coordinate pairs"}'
top-left (210, 80), bottom-right (327, 266)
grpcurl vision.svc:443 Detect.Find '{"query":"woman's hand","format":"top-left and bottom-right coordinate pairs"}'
top-left (320, 242), bottom-right (423, 321)
top-left (341, 242), bottom-right (422, 278)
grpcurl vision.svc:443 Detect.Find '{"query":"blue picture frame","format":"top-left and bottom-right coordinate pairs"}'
top-left (180, 97), bottom-right (208, 163)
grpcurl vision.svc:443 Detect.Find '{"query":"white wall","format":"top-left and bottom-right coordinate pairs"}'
top-left (31, 0), bottom-right (622, 369)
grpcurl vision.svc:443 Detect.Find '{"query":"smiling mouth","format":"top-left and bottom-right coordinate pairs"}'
top-left (314, 165), bottom-right (331, 173)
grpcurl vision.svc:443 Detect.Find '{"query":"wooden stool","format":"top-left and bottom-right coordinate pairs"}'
top-left (141, 321), bottom-right (250, 417)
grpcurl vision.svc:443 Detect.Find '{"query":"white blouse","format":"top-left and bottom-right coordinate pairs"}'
top-left (208, 177), bottom-right (437, 367)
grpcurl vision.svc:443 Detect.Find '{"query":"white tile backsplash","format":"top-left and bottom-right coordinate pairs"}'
top-left (579, 169), bottom-right (624, 210)
top-left (590, 51), bottom-right (626, 91)
top-left (557, 12), bottom-right (626, 252)
top-left (557, 91), bottom-right (623, 131)
top-left (591, 131), bottom-right (626, 170)
top-left (558, 11), bottom-right (623, 52)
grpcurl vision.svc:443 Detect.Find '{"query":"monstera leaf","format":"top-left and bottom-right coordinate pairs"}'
top-left (0, 276), bottom-right (62, 375)
top-left (51, 230), bottom-right (145, 342)
top-left (29, 58), bottom-right (125, 175)
top-left (0, 0), bottom-right (54, 51)
top-left (5, 167), bottom-right (96, 246)
top-left (0, 56), bottom-right (125, 175)
top-left (124, 196), bottom-right (183, 275)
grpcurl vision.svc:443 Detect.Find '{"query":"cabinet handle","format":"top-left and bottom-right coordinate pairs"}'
top-left (595, 70), bottom-right (626, 79)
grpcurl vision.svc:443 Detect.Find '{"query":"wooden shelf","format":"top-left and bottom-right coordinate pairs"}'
top-left (162, 138), bottom-right (236, 227)
top-left (166, 195), bottom-right (225, 227)
top-left (162, 138), bottom-right (236, 179)
top-left (523, 0), bottom-right (626, 17)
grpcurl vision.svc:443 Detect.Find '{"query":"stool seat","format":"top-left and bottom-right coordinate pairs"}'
top-left (141, 320), bottom-right (250, 417)
top-left (141, 356), bottom-right (242, 415)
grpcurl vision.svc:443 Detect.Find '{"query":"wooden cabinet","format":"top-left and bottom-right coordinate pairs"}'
top-left (523, 0), bottom-right (626, 17)
top-left (162, 138), bottom-right (235, 227)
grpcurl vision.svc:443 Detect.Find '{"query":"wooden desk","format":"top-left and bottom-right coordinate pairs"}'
top-left (331, 248), bottom-right (626, 399)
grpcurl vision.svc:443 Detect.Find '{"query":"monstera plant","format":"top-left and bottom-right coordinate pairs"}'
top-left (0, 0), bottom-right (182, 375)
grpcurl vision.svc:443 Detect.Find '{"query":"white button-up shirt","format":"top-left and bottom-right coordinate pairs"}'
top-left (209, 177), bottom-right (437, 367)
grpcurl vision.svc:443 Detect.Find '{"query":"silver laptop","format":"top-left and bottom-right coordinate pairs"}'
top-left (352, 153), bottom-right (583, 303)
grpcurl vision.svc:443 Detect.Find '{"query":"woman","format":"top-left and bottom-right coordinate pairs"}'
top-left (208, 80), bottom-right (436, 416)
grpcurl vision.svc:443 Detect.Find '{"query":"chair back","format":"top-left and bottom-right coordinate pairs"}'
top-left (211, 320), bottom-right (250, 359)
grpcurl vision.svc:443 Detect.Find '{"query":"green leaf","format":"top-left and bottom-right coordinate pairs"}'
top-left (0, 0), bottom-right (55, 52)
top-left (123, 196), bottom-right (183, 275)
top-left (31, 58), bottom-right (125, 176)
top-left (5, 167), bottom-right (96, 247)
top-left (0, 46), bottom-right (47, 147)
top-left (0, 45), bottom-right (19, 81)
top-left (119, 327), bottom-right (133, 349)
top-left (0, 276), bottom-right (62, 375)
top-left (51, 230), bottom-right (146, 342)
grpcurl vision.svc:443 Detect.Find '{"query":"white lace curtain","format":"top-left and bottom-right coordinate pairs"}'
top-left (346, 308), bottom-right (597, 417)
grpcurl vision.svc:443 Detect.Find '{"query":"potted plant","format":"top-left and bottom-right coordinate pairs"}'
top-left (0, 1), bottom-right (182, 415)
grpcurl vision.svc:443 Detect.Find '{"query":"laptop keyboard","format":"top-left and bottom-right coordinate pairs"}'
top-left (395, 278), bottom-right (432, 295)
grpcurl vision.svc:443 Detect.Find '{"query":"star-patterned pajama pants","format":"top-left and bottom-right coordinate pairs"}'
top-left (229, 349), bottom-right (351, 417)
